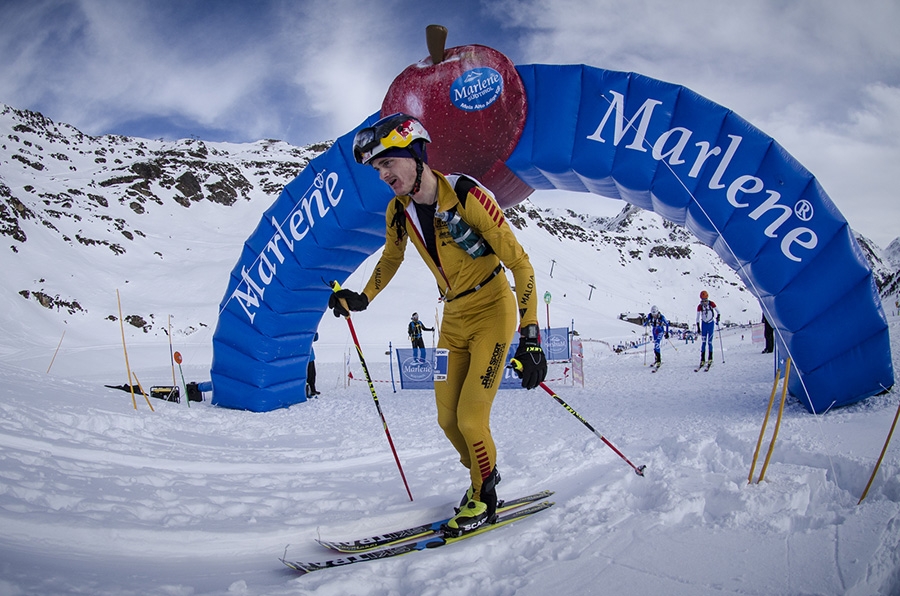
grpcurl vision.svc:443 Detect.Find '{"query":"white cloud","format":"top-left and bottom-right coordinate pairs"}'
top-left (486, 0), bottom-right (900, 246)
top-left (1, 0), bottom-right (897, 245)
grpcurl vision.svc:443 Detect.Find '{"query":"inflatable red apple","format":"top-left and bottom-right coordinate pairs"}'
top-left (381, 25), bottom-right (534, 208)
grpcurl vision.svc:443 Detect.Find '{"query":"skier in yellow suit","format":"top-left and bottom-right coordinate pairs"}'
top-left (329, 113), bottom-right (547, 536)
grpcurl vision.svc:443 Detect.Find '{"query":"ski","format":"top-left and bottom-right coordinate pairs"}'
top-left (694, 363), bottom-right (706, 372)
top-left (651, 363), bottom-right (661, 373)
top-left (315, 489), bottom-right (553, 553)
top-left (282, 501), bottom-right (554, 575)
top-left (704, 361), bottom-right (713, 372)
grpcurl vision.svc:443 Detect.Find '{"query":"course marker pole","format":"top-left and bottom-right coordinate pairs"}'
top-left (858, 397), bottom-right (900, 504)
top-left (757, 358), bottom-right (791, 483)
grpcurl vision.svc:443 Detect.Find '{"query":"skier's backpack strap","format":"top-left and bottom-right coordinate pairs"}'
top-left (453, 175), bottom-right (477, 207)
top-left (389, 198), bottom-right (407, 243)
top-left (442, 174), bottom-right (495, 259)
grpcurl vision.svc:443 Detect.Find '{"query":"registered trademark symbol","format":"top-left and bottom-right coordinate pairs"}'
top-left (794, 200), bottom-right (814, 221)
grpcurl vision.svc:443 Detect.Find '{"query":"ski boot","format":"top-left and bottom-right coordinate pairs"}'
top-left (444, 499), bottom-right (490, 537)
top-left (445, 468), bottom-right (500, 537)
top-left (455, 467), bottom-right (501, 512)
top-left (455, 485), bottom-right (476, 513)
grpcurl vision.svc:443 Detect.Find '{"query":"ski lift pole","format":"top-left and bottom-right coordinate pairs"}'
top-left (330, 281), bottom-right (413, 501)
top-left (510, 359), bottom-right (646, 476)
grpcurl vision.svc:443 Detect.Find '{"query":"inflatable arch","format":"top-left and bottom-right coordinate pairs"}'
top-left (209, 63), bottom-right (893, 413)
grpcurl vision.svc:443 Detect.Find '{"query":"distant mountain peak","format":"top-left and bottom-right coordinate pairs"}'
top-left (1, 102), bottom-right (896, 345)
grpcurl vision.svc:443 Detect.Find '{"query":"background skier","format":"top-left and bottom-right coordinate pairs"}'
top-left (696, 290), bottom-right (721, 368)
top-left (644, 305), bottom-right (669, 368)
top-left (328, 114), bottom-right (546, 536)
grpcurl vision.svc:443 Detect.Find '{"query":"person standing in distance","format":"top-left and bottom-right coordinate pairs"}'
top-left (328, 113), bottom-right (546, 536)
top-left (306, 332), bottom-right (320, 397)
top-left (408, 312), bottom-right (433, 361)
top-left (696, 290), bottom-right (720, 368)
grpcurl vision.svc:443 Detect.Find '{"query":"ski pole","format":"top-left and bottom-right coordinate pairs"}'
top-left (330, 281), bottom-right (414, 501)
top-left (173, 351), bottom-right (190, 407)
top-left (510, 359), bottom-right (646, 476)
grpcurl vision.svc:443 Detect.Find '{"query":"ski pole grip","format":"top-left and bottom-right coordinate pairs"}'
top-left (329, 280), bottom-right (351, 317)
top-left (509, 358), bottom-right (523, 372)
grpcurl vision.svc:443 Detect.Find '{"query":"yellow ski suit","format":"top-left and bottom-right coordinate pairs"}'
top-left (362, 172), bottom-right (538, 494)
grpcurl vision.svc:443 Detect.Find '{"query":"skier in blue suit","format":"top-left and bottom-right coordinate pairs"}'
top-left (644, 305), bottom-right (669, 368)
top-left (696, 290), bottom-right (720, 368)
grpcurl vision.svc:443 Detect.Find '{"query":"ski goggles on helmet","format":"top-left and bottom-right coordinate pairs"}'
top-left (353, 113), bottom-right (431, 165)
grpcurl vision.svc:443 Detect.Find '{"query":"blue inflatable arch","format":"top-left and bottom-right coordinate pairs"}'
top-left (210, 64), bottom-right (893, 413)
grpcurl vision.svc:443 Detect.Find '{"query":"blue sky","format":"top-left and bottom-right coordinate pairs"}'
top-left (2, 0), bottom-right (899, 247)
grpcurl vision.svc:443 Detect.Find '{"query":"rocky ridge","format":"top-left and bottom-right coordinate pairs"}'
top-left (1, 103), bottom-right (896, 343)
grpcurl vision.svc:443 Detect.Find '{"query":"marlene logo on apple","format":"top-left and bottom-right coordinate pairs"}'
top-left (451, 67), bottom-right (504, 112)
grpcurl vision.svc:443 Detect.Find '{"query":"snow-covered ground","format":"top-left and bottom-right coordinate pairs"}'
top-left (1, 309), bottom-right (898, 595)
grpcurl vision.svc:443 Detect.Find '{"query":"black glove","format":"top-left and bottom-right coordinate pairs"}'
top-left (513, 328), bottom-right (546, 390)
top-left (664, 332), bottom-right (669, 339)
top-left (696, 323), bottom-right (700, 334)
top-left (716, 315), bottom-right (720, 324)
top-left (328, 289), bottom-right (368, 317)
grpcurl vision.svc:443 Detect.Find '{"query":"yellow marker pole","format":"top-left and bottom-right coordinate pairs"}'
top-left (749, 367), bottom-right (781, 483)
top-left (858, 398), bottom-right (900, 505)
top-left (116, 290), bottom-right (137, 410)
top-left (131, 372), bottom-right (155, 412)
top-left (47, 328), bottom-right (66, 374)
top-left (758, 358), bottom-right (791, 483)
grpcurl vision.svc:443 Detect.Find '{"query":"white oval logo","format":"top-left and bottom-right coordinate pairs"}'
top-left (451, 68), bottom-right (504, 112)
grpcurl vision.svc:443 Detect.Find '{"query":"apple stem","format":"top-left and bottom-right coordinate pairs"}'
top-left (426, 24), bottom-right (448, 64)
